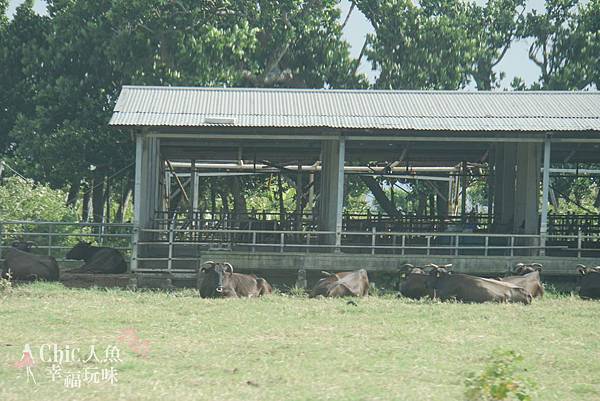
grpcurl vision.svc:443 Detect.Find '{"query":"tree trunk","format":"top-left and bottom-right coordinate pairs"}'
top-left (66, 179), bottom-right (80, 208)
top-left (116, 179), bottom-right (133, 222)
top-left (81, 185), bottom-right (91, 222)
top-left (277, 173), bottom-right (285, 223)
top-left (91, 177), bottom-right (106, 223)
top-left (230, 176), bottom-right (247, 226)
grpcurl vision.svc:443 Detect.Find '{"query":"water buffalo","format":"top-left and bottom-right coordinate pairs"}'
top-left (310, 269), bottom-right (369, 298)
top-left (198, 261), bottom-right (272, 298)
top-left (426, 266), bottom-right (532, 304)
top-left (500, 263), bottom-right (544, 298)
top-left (65, 241), bottom-right (127, 274)
top-left (2, 241), bottom-right (59, 281)
top-left (577, 264), bottom-right (600, 299)
top-left (397, 263), bottom-right (451, 300)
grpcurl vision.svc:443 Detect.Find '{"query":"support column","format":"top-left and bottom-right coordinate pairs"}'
top-left (132, 134), bottom-right (160, 272)
top-left (494, 143), bottom-right (516, 232)
top-left (540, 136), bottom-right (552, 255)
top-left (514, 143), bottom-right (540, 235)
top-left (318, 139), bottom-right (345, 248)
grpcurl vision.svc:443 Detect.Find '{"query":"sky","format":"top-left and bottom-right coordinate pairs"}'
top-left (7, 0), bottom-right (547, 88)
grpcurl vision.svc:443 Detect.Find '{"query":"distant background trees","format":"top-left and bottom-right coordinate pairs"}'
top-left (0, 0), bottom-right (599, 222)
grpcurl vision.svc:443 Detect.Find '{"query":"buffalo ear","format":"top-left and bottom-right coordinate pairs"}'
top-left (223, 263), bottom-right (234, 273)
top-left (577, 267), bottom-right (587, 276)
top-left (531, 263), bottom-right (543, 271)
top-left (401, 273), bottom-right (407, 279)
top-left (200, 267), bottom-right (207, 273)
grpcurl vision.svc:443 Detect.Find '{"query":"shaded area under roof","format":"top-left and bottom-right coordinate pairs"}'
top-left (110, 86), bottom-right (600, 133)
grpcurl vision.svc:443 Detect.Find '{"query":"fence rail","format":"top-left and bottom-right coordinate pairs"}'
top-left (133, 226), bottom-right (600, 272)
top-left (1, 220), bottom-right (599, 273)
top-left (0, 221), bottom-right (133, 263)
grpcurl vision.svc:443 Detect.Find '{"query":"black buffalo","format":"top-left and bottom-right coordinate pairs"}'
top-left (310, 269), bottom-right (369, 298)
top-left (2, 241), bottom-right (59, 281)
top-left (577, 264), bottom-right (600, 299)
top-left (198, 261), bottom-right (272, 298)
top-left (426, 266), bottom-right (532, 304)
top-left (65, 241), bottom-right (127, 274)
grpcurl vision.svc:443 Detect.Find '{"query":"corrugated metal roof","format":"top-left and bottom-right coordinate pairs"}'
top-left (109, 86), bottom-right (600, 132)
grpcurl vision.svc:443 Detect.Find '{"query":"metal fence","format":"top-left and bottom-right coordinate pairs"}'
top-left (2, 220), bottom-right (599, 274)
top-left (133, 226), bottom-right (600, 272)
top-left (0, 221), bottom-right (133, 264)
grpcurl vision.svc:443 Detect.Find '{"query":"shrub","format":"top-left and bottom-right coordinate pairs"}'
top-left (465, 349), bottom-right (536, 401)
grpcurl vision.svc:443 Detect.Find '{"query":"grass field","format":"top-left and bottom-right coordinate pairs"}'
top-left (1, 283), bottom-right (600, 401)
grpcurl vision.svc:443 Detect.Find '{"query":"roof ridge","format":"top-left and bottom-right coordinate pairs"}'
top-left (121, 85), bottom-right (599, 95)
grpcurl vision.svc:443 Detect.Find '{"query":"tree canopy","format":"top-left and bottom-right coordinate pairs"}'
top-left (1, 0), bottom-right (599, 221)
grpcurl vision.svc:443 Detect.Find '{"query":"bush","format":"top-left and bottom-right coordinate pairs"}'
top-left (0, 176), bottom-right (78, 223)
top-left (465, 349), bottom-right (536, 401)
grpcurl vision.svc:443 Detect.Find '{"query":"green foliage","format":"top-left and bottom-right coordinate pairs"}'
top-left (465, 350), bottom-right (536, 401)
top-left (288, 285), bottom-right (308, 297)
top-left (0, 176), bottom-right (77, 223)
top-left (355, 0), bottom-right (525, 90)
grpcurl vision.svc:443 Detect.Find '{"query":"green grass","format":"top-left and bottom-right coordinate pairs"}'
top-left (1, 284), bottom-right (600, 401)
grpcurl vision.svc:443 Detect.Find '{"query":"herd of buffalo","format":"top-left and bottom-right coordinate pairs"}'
top-left (1, 240), bottom-right (600, 302)
top-left (198, 260), bottom-right (600, 303)
top-left (1, 240), bottom-right (127, 281)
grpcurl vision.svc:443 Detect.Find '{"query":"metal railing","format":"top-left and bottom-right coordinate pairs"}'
top-left (132, 226), bottom-right (600, 272)
top-left (2, 220), bottom-right (599, 274)
top-left (0, 221), bottom-right (133, 264)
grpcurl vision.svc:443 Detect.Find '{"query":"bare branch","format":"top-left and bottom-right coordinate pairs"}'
top-left (342, 1), bottom-right (356, 30)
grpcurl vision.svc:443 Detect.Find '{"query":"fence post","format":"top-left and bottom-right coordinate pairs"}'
top-left (426, 236), bottom-right (431, 256)
top-left (305, 232), bottom-right (310, 253)
top-left (47, 224), bottom-right (53, 257)
top-left (130, 226), bottom-right (139, 273)
top-left (0, 222), bottom-right (3, 261)
top-left (484, 236), bottom-right (489, 257)
top-left (252, 231), bottom-right (257, 253)
top-left (371, 227), bottom-right (376, 255)
top-left (392, 234), bottom-right (397, 255)
top-left (454, 235), bottom-right (459, 256)
top-left (167, 224), bottom-right (174, 273)
top-left (280, 233), bottom-right (285, 253)
top-left (577, 229), bottom-right (582, 259)
top-left (401, 235), bottom-right (405, 256)
top-left (510, 236), bottom-right (515, 257)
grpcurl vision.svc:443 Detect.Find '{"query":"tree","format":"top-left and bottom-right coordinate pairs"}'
top-left (355, 0), bottom-right (525, 90)
top-left (523, 0), bottom-right (591, 89)
top-left (0, 1), bottom-right (50, 154)
top-left (3, 0), bottom-right (364, 222)
top-left (466, 0), bottom-right (526, 90)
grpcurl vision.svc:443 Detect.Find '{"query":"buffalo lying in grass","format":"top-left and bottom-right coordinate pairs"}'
top-left (2, 241), bottom-right (59, 282)
top-left (310, 269), bottom-right (369, 298)
top-left (426, 266), bottom-right (532, 304)
top-left (577, 264), bottom-right (600, 300)
top-left (198, 261), bottom-right (272, 298)
top-left (65, 241), bottom-right (127, 274)
top-left (397, 263), bottom-right (451, 300)
top-left (500, 263), bottom-right (544, 298)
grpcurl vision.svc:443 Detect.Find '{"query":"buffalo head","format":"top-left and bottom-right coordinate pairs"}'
top-left (514, 263), bottom-right (543, 275)
top-left (11, 241), bottom-right (34, 252)
top-left (200, 261), bottom-right (234, 295)
top-left (66, 241), bottom-right (93, 260)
